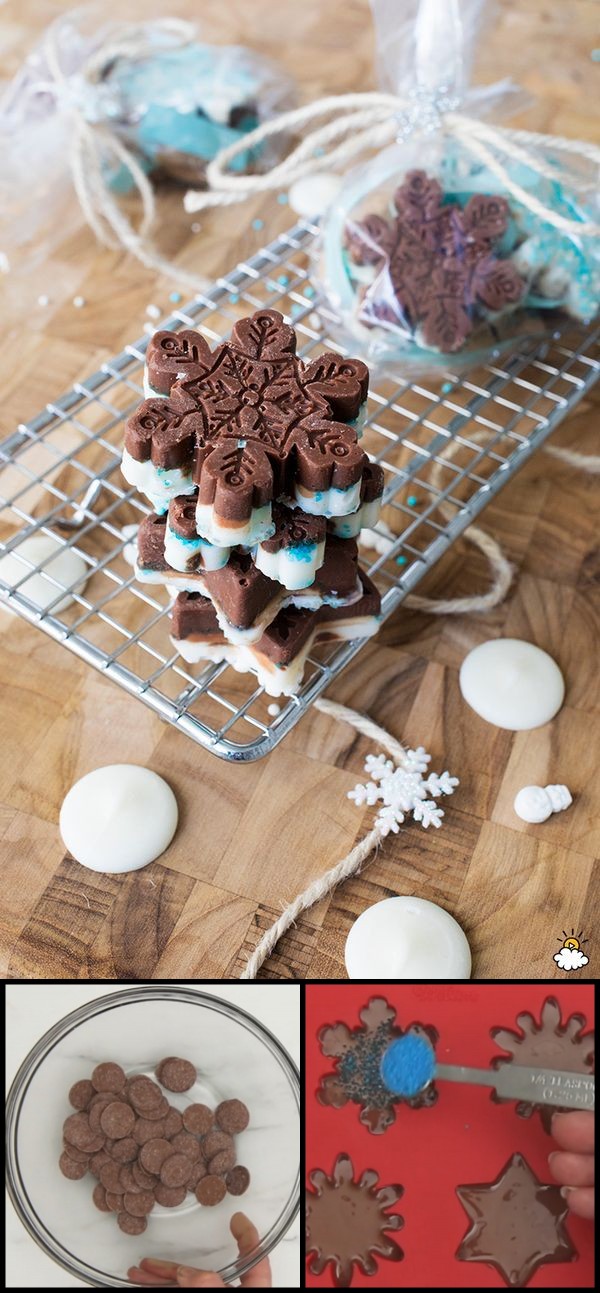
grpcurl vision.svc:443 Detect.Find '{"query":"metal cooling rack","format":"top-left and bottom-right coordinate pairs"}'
top-left (1, 219), bottom-right (598, 760)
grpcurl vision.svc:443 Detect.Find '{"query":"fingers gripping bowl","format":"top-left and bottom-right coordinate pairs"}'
top-left (6, 988), bottom-right (300, 1287)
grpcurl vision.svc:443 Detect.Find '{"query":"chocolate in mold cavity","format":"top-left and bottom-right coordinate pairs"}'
top-left (146, 329), bottom-right (213, 395)
top-left (456, 1152), bottom-right (576, 1287)
top-left (306, 1152), bottom-right (403, 1288)
top-left (316, 996), bottom-right (438, 1134)
top-left (489, 994), bottom-right (594, 1133)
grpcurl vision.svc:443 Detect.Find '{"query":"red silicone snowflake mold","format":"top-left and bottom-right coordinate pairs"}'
top-left (490, 994), bottom-right (594, 1132)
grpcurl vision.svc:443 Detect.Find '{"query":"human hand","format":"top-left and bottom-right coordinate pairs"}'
top-left (549, 1110), bottom-right (594, 1220)
top-left (127, 1212), bottom-right (272, 1287)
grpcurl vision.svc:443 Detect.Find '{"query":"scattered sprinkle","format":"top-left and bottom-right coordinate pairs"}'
top-left (396, 554), bottom-right (407, 565)
top-left (252, 217), bottom-right (264, 230)
top-left (191, 222), bottom-right (201, 233)
top-left (591, 49), bottom-right (600, 62)
top-left (72, 295), bottom-right (86, 308)
top-left (291, 303), bottom-right (303, 318)
top-left (169, 291), bottom-right (182, 303)
top-left (37, 294), bottom-right (50, 307)
top-left (308, 311), bottom-right (321, 330)
top-left (313, 146), bottom-right (325, 158)
top-left (146, 303), bottom-right (161, 319)
top-left (267, 702), bottom-right (281, 717)
top-left (303, 285), bottom-right (316, 299)
top-left (407, 495), bottom-right (418, 507)
top-left (277, 193), bottom-right (289, 204)
top-left (441, 381), bottom-right (452, 394)
top-left (229, 293), bottom-right (240, 304)
top-left (143, 321), bottom-right (155, 334)
top-left (278, 274), bottom-right (289, 287)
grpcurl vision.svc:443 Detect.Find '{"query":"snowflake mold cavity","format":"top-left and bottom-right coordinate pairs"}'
top-left (456, 1151), bottom-right (576, 1287)
top-left (317, 995), bottom-right (439, 1134)
top-left (490, 994), bottom-right (594, 1133)
top-left (306, 1151), bottom-right (404, 1288)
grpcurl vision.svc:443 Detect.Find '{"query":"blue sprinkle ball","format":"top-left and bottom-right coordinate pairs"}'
top-left (380, 1033), bottom-right (435, 1097)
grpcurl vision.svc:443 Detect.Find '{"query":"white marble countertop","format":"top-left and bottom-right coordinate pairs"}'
top-left (6, 984), bottom-right (300, 1289)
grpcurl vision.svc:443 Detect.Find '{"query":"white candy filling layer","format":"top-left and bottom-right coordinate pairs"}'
top-left (121, 448), bottom-right (195, 513)
top-left (164, 523), bottom-right (230, 573)
top-left (195, 501), bottom-right (274, 547)
top-left (294, 479), bottom-right (362, 517)
top-left (329, 495), bottom-right (383, 539)
top-left (254, 538), bottom-right (326, 590)
top-left (170, 611), bottom-right (380, 696)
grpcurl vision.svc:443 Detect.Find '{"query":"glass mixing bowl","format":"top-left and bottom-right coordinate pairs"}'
top-left (6, 987), bottom-right (299, 1287)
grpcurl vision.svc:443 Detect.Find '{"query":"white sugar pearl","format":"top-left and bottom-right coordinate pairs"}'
top-left (0, 533), bottom-right (88, 613)
top-left (267, 703), bottom-right (281, 717)
top-left (60, 765), bottom-right (178, 872)
top-left (72, 295), bottom-right (86, 308)
top-left (146, 303), bottom-right (161, 319)
top-left (288, 173), bottom-right (343, 218)
top-left (37, 294), bottom-right (50, 306)
top-left (459, 639), bottom-right (565, 730)
top-left (345, 896), bottom-right (471, 979)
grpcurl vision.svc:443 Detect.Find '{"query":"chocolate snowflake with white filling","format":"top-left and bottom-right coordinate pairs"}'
top-left (306, 1152), bottom-right (404, 1288)
top-left (490, 994), bottom-right (594, 1133)
top-left (345, 169), bottom-right (526, 352)
top-left (127, 312), bottom-right (369, 505)
top-left (317, 996), bottom-right (438, 1135)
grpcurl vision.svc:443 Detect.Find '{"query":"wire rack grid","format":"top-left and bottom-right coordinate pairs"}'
top-left (0, 218), bottom-right (598, 761)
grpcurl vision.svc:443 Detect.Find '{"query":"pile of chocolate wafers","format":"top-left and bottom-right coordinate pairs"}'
top-left (122, 310), bottom-right (384, 697)
top-left (59, 1058), bottom-right (250, 1235)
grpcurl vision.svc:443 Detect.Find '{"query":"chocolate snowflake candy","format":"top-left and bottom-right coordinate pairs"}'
top-left (346, 169), bottom-right (526, 353)
top-left (306, 1152), bottom-right (404, 1288)
top-left (124, 309), bottom-right (371, 525)
top-left (122, 397), bottom-right (206, 512)
top-left (317, 996), bottom-right (439, 1134)
top-left (254, 504), bottom-right (326, 590)
top-left (489, 994), bottom-right (594, 1133)
top-left (164, 496), bottom-right (230, 574)
top-left (145, 330), bottom-right (214, 397)
top-left (327, 461), bottom-right (384, 540)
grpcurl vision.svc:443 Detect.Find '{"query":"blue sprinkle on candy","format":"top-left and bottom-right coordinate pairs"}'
top-left (169, 292), bottom-right (182, 304)
top-left (380, 1034), bottom-right (436, 1098)
top-left (252, 218), bottom-right (264, 230)
top-left (277, 193), bottom-right (289, 204)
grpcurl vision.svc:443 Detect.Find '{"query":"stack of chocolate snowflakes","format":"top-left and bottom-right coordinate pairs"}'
top-left (122, 309), bottom-right (383, 696)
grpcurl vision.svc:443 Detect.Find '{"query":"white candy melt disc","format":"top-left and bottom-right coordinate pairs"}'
top-left (288, 173), bottom-right (343, 218)
top-left (345, 896), bottom-right (471, 979)
top-left (0, 533), bottom-right (88, 613)
top-left (459, 638), bottom-right (565, 731)
top-left (59, 765), bottom-right (178, 873)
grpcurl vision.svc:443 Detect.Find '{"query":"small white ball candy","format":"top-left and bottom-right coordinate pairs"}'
top-left (459, 638), bottom-right (565, 730)
top-left (288, 172), bottom-right (343, 218)
top-left (60, 765), bottom-right (178, 873)
top-left (514, 783), bottom-right (573, 824)
top-left (345, 895), bottom-right (471, 979)
top-left (0, 533), bottom-right (88, 613)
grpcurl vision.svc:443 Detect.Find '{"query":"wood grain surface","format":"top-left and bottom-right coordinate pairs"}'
top-left (0, 0), bottom-right (598, 981)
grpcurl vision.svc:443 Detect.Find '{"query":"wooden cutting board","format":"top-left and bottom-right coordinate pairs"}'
top-left (0, 0), bottom-right (598, 980)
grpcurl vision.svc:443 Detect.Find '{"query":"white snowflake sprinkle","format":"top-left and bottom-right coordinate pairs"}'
top-left (348, 746), bottom-right (458, 834)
